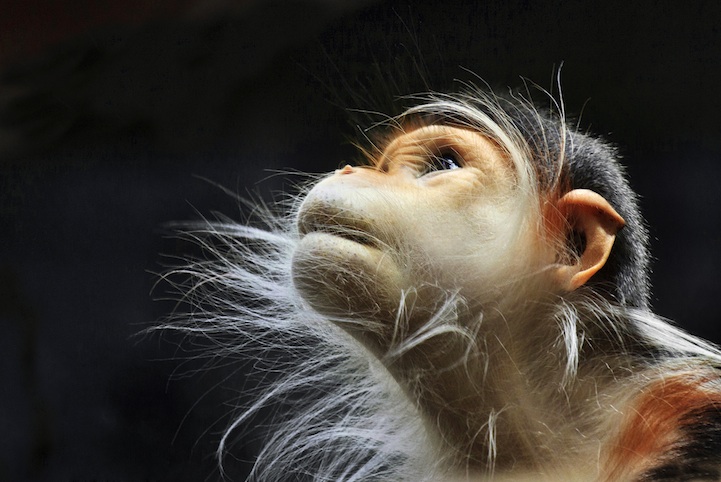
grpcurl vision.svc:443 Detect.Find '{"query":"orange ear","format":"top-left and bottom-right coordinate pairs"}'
top-left (552, 189), bottom-right (625, 291)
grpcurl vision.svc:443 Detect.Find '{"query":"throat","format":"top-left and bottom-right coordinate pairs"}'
top-left (379, 305), bottom-right (628, 474)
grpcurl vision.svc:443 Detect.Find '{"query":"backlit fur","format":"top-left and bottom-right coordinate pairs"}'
top-left (160, 86), bottom-right (721, 481)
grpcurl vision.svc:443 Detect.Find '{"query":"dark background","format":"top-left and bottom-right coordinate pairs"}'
top-left (3, 1), bottom-right (721, 480)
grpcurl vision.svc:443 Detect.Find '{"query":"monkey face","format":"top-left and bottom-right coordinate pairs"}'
top-left (292, 125), bottom-right (548, 345)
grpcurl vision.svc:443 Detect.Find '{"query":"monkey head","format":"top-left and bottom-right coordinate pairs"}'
top-left (291, 119), bottom-right (626, 356)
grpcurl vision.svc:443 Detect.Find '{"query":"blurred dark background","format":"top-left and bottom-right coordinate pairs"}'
top-left (2, 0), bottom-right (721, 480)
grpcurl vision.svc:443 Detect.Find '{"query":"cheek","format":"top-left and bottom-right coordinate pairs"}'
top-left (421, 165), bottom-right (515, 200)
top-left (401, 196), bottom-right (540, 296)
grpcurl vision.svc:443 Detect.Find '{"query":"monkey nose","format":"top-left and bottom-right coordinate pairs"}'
top-left (337, 165), bottom-right (354, 175)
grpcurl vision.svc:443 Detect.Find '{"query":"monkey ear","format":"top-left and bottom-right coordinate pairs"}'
top-left (552, 189), bottom-right (625, 291)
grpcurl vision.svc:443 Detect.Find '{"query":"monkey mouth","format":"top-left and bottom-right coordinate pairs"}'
top-left (325, 227), bottom-right (377, 247)
top-left (300, 223), bottom-right (378, 248)
top-left (297, 212), bottom-right (379, 248)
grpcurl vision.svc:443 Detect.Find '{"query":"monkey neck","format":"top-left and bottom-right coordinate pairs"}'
top-left (384, 301), bottom-right (638, 472)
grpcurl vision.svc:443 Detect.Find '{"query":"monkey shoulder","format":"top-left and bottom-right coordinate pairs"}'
top-left (607, 367), bottom-right (721, 481)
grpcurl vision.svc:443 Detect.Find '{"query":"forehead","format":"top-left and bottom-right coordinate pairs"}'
top-left (380, 124), bottom-right (511, 172)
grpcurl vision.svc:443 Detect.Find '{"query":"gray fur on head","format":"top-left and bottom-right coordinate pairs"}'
top-left (490, 96), bottom-right (652, 309)
top-left (562, 131), bottom-right (651, 309)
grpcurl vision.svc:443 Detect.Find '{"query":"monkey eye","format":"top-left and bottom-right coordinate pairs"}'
top-left (423, 151), bottom-right (462, 174)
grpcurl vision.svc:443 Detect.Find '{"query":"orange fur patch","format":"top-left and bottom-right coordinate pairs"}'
top-left (603, 371), bottom-right (721, 481)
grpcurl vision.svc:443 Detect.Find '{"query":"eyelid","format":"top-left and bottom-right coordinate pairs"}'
top-left (377, 132), bottom-right (466, 172)
top-left (420, 146), bottom-right (465, 174)
top-left (432, 149), bottom-right (463, 166)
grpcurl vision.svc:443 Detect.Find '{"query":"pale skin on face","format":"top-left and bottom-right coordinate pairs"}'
top-left (292, 125), bottom-right (521, 328)
top-left (292, 124), bottom-right (623, 331)
top-left (291, 123), bottom-right (626, 469)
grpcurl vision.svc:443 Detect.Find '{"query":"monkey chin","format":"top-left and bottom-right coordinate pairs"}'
top-left (292, 231), bottom-right (406, 338)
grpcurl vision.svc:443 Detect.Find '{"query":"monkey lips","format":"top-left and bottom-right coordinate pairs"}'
top-left (292, 179), bottom-right (406, 326)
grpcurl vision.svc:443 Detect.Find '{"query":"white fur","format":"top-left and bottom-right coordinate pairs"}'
top-left (160, 92), bottom-right (721, 481)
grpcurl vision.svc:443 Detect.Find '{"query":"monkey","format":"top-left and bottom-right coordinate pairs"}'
top-left (162, 85), bottom-right (721, 481)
